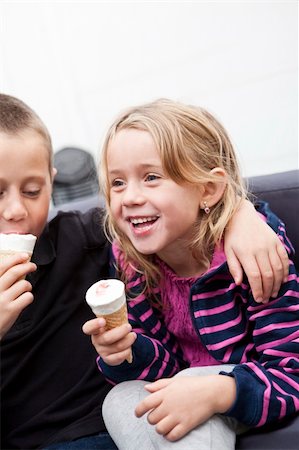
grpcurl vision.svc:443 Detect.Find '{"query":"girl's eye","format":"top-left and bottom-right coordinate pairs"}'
top-left (111, 179), bottom-right (124, 188)
top-left (145, 174), bottom-right (160, 182)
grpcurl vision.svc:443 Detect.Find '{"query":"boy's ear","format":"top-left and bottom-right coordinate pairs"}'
top-left (52, 167), bottom-right (57, 179)
top-left (200, 168), bottom-right (227, 208)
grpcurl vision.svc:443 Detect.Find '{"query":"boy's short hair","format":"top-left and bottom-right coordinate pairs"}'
top-left (0, 93), bottom-right (53, 172)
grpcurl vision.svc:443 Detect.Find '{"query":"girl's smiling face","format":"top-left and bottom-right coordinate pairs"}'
top-left (107, 128), bottom-right (202, 271)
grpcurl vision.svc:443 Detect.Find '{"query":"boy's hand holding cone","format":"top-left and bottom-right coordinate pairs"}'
top-left (0, 234), bottom-right (37, 279)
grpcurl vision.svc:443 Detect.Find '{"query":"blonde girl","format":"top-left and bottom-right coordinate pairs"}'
top-left (83, 99), bottom-right (298, 450)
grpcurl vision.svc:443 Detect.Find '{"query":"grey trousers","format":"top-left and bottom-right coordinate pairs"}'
top-left (102, 365), bottom-right (249, 450)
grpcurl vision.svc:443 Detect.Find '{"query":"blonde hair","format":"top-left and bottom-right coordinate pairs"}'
top-left (0, 93), bottom-right (53, 174)
top-left (100, 98), bottom-right (247, 291)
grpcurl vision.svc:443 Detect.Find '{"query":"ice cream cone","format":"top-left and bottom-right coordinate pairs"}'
top-left (0, 234), bottom-right (37, 278)
top-left (85, 279), bottom-right (132, 363)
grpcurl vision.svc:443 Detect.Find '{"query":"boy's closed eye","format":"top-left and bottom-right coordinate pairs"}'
top-left (23, 189), bottom-right (41, 198)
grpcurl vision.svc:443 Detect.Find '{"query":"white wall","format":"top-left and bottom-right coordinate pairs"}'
top-left (0, 1), bottom-right (298, 177)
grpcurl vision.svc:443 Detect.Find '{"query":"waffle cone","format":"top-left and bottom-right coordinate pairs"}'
top-left (99, 302), bottom-right (128, 330)
top-left (96, 302), bottom-right (132, 363)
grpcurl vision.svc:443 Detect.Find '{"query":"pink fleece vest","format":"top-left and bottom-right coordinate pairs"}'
top-left (157, 248), bottom-right (226, 367)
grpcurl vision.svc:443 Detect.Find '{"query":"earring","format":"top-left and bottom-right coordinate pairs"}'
top-left (203, 202), bottom-right (210, 214)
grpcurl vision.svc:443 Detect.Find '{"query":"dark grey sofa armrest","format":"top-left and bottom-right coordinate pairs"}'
top-left (236, 414), bottom-right (299, 450)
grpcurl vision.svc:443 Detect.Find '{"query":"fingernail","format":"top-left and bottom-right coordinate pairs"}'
top-left (256, 297), bottom-right (263, 303)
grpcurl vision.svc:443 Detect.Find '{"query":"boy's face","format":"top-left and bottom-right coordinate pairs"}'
top-left (0, 129), bottom-right (54, 238)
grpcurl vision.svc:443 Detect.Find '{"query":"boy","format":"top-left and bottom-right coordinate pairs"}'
top-left (0, 93), bottom-right (289, 449)
top-left (0, 94), bottom-right (117, 449)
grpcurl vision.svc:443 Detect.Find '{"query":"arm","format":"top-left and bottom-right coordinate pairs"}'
top-left (211, 208), bottom-right (298, 426)
top-left (223, 263), bottom-right (299, 427)
top-left (224, 199), bottom-right (289, 303)
top-left (83, 291), bottom-right (185, 383)
top-left (0, 253), bottom-right (36, 340)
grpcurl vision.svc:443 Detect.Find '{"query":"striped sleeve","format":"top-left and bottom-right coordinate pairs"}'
top-left (222, 264), bottom-right (299, 426)
top-left (97, 273), bottom-right (185, 384)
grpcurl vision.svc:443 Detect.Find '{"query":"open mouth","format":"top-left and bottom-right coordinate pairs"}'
top-left (130, 216), bottom-right (159, 229)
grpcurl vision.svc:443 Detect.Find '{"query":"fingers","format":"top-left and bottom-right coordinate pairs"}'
top-left (101, 347), bottom-right (134, 366)
top-left (0, 255), bottom-right (37, 288)
top-left (12, 291), bottom-right (34, 311)
top-left (152, 415), bottom-right (177, 438)
top-left (254, 255), bottom-right (274, 303)
top-left (97, 328), bottom-right (136, 366)
top-left (268, 247), bottom-right (285, 298)
top-left (3, 278), bottom-right (34, 302)
top-left (82, 317), bottom-right (106, 335)
top-left (164, 423), bottom-right (187, 442)
top-left (0, 284), bottom-right (34, 339)
top-left (141, 394), bottom-right (188, 442)
top-left (227, 238), bottom-right (290, 303)
top-left (135, 390), bottom-right (162, 418)
top-left (276, 241), bottom-right (289, 282)
top-left (0, 253), bottom-right (33, 272)
top-left (144, 378), bottom-right (172, 393)
top-left (225, 248), bottom-right (243, 285)
top-left (243, 246), bottom-right (289, 303)
top-left (82, 319), bottom-right (136, 366)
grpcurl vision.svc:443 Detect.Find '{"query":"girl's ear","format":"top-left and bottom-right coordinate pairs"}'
top-left (200, 168), bottom-right (227, 209)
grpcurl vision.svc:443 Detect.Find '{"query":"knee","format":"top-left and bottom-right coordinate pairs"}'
top-left (103, 380), bottom-right (148, 424)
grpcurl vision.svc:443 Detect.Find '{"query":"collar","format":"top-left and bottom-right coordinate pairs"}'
top-left (31, 224), bottom-right (56, 266)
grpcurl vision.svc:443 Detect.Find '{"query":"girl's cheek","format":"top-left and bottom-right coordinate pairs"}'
top-left (109, 201), bottom-right (121, 221)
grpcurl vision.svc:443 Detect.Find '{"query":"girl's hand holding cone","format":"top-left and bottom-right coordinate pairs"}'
top-left (82, 317), bottom-right (136, 365)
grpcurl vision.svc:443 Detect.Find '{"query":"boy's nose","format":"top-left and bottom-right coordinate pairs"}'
top-left (2, 195), bottom-right (28, 221)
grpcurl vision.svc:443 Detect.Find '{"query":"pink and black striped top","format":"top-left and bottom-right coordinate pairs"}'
top-left (98, 202), bottom-right (299, 428)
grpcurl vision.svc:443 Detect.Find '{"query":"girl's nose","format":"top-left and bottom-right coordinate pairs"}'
top-left (122, 183), bottom-right (145, 207)
top-left (2, 195), bottom-right (28, 221)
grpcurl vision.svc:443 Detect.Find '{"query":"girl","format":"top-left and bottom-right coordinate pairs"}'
top-left (83, 99), bottom-right (298, 450)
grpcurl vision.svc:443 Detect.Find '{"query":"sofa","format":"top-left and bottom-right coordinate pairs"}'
top-left (49, 169), bottom-right (299, 449)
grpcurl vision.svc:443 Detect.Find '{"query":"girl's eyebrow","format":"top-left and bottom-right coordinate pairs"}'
top-left (108, 162), bottom-right (162, 175)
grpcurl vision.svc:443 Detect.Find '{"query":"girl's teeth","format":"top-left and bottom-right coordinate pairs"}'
top-left (131, 216), bottom-right (158, 224)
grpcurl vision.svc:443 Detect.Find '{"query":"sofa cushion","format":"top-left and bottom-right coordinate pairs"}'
top-left (247, 170), bottom-right (299, 269)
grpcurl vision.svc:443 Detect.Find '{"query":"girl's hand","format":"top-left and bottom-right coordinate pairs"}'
top-left (82, 317), bottom-right (136, 365)
top-left (0, 253), bottom-right (37, 340)
top-left (225, 199), bottom-right (289, 303)
top-left (135, 375), bottom-right (236, 442)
